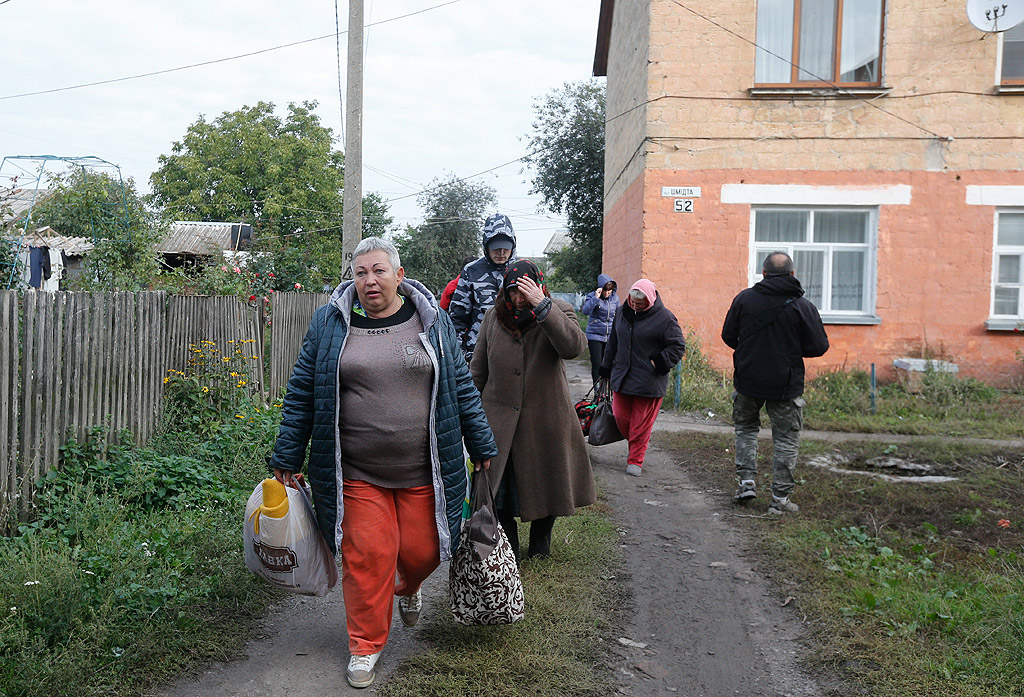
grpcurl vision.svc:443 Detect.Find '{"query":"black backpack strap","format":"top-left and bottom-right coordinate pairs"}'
top-left (738, 296), bottom-right (797, 345)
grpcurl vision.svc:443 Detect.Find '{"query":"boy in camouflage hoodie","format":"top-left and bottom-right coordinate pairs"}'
top-left (449, 213), bottom-right (517, 362)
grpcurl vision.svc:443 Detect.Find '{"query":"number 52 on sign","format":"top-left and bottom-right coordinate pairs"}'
top-left (673, 199), bottom-right (694, 213)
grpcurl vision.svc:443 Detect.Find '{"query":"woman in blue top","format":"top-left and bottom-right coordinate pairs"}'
top-left (580, 273), bottom-right (618, 384)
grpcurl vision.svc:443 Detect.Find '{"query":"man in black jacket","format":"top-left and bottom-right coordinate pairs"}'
top-left (721, 252), bottom-right (829, 515)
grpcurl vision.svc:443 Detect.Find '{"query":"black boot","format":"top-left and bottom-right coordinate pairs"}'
top-left (496, 508), bottom-right (520, 563)
top-left (527, 516), bottom-right (556, 559)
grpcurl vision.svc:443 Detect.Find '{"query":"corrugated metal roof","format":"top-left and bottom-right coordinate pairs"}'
top-left (155, 221), bottom-right (246, 255)
top-left (1, 188), bottom-right (54, 225)
top-left (3, 226), bottom-right (94, 255)
top-left (543, 230), bottom-right (570, 255)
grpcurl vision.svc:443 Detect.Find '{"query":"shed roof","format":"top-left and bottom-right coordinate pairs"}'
top-left (3, 226), bottom-right (94, 255)
top-left (1, 188), bottom-right (54, 226)
top-left (155, 221), bottom-right (248, 256)
top-left (544, 230), bottom-right (570, 255)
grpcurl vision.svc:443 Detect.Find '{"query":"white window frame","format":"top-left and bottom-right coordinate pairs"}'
top-left (748, 206), bottom-right (879, 324)
top-left (990, 209), bottom-right (1024, 324)
top-left (998, 23), bottom-right (1024, 87)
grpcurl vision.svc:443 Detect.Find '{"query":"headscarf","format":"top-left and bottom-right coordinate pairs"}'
top-left (502, 259), bottom-right (548, 328)
top-left (629, 279), bottom-right (657, 309)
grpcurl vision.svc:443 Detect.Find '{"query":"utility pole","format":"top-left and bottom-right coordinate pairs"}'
top-left (341, 0), bottom-right (363, 280)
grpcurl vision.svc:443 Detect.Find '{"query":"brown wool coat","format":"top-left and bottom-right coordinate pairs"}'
top-left (470, 298), bottom-right (596, 521)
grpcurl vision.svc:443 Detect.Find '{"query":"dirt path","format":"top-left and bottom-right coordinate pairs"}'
top-left (151, 361), bottom-right (825, 696)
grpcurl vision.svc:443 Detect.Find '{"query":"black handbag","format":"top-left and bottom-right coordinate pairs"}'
top-left (587, 378), bottom-right (625, 446)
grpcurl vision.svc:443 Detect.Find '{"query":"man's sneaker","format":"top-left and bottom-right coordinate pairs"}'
top-left (398, 588), bottom-right (422, 627)
top-left (768, 496), bottom-right (799, 515)
top-left (733, 480), bottom-right (757, 503)
top-left (625, 464), bottom-right (643, 477)
top-left (346, 652), bottom-right (381, 689)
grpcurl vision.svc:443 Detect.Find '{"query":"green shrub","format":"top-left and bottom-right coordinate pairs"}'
top-left (806, 369), bottom-right (872, 415)
top-left (917, 371), bottom-right (998, 407)
top-left (666, 333), bottom-right (732, 414)
top-left (162, 340), bottom-right (264, 438)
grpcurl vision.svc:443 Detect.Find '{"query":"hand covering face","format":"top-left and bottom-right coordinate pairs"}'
top-left (502, 260), bottom-right (548, 328)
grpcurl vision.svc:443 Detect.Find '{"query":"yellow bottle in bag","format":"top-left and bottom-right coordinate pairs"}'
top-left (243, 478), bottom-right (338, 597)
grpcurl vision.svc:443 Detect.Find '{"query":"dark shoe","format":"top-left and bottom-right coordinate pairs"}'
top-left (398, 588), bottom-right (422, 627)
top-left (527, 516), bottom-right (555, 559)
top-left (768, 496), bottom-right (799, 515)
top-left (496, 508), bottom-right (520, 562)
top-left (347, 652), bottom-right (380, 688)
top-left (733, 480), bottom-right (757, 503)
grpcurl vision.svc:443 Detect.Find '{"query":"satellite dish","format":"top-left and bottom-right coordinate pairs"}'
top-left (967, 0), bottom-right (1024, 32)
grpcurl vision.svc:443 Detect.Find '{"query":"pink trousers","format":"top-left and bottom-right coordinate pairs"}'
top-left (611, 392), bottom-right (663, 467)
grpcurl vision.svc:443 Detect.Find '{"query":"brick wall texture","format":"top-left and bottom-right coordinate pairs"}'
top-left (601, 0), bottom-right (1024, 383)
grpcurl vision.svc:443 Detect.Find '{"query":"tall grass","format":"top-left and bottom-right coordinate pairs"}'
top-left (665, 342), bottom-right (1024, 438)
top-left (0, 371), bottom-right (282, 697)
top-left (665, 333), bottom-right (732, 415)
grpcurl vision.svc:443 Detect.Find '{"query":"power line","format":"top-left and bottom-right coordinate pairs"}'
top-left (0, 0), bottom-right (463, 102)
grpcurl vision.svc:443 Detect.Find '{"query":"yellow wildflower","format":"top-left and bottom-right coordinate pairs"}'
top-left (201, 386), bottom-right (210, 393)
top-left (163, 377), bottom-right (170, 384)
top-left (235, 414), bottom-right (244, 419)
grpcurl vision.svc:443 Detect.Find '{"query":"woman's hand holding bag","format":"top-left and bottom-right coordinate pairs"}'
top-left (449, 468), bottom-right (525, 625)
top-left (243, 476), bottom-right (338, 597)
top-left (587, 378), bottom-right (625, 446)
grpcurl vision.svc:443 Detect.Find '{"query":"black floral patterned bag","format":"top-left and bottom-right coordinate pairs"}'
top-left (449, 468), bottom-right (525, 625)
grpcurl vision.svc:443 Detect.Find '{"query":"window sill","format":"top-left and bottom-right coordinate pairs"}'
top-left (995, 85), bottom-right (1024, 95)
top-left (985, 317), bottom-right (1024, 331)
top-left (820, 314), bottom-right (881, 325)
top-left (748, 86), bottom-right (891, 99)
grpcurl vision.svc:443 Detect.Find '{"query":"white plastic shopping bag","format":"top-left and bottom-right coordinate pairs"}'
top-left (243, 476), bottom-right (338, 597)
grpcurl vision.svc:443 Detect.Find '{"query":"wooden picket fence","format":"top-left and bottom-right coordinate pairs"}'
top-left (0, 290), bottom-right (329, 523)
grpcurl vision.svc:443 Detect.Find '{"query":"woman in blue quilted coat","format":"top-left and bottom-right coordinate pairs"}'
top-left (270, 237), bottom-right (497, 689)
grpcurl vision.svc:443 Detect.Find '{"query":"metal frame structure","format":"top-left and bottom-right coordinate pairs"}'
top-left (0, 155), bottom-right (130, 289)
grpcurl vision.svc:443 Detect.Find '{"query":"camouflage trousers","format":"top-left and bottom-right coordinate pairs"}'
top-left (732, 392), bottom-right (805, 499)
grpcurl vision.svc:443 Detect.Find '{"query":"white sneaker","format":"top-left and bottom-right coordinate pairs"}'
top-left (398, 587), bottom-right (422, 627)
top-left (346, 651), bottom-right (381, 689)
top-left (768, 496), bottom-right (799, 515)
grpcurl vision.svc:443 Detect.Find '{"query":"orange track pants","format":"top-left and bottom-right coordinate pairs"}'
top-left (340, 479), bottom-right (440, 655)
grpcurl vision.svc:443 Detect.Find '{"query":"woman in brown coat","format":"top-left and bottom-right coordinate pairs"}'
top-left (470, 260), bottom-right (596, 560)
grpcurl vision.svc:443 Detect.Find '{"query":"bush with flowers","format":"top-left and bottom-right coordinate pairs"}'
top-left (162, 339), bottom-right (263, 438)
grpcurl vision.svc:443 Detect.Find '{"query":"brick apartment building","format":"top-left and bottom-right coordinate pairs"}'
top-left (594, 0), bottom-right (1024, 383)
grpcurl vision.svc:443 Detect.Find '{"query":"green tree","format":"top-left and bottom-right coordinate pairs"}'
top-left (395, 174), bottom-right (496, 293)
top-left (29, 169), bottom-right (164, 290)
top-left (149, 101), bottom-right (353, 289)
top-left (523, 80), bottom-right (605, 290)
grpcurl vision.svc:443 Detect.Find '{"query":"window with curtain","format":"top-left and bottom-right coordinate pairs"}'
top-left (1001, 23), bottom-right (1024, 84)
top-left (755, 0), bottom-right (884, 85)
top-left (992, 212), bottom-right (1024, 318)
top-left (751, 208), bottom-right (875, 316)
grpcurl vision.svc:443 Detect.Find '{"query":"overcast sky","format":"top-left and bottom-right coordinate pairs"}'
top-left (0, 0), bottom-right (602, 257)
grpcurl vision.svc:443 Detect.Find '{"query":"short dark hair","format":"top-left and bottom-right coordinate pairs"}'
top-left (762, 251), bottom-right (793, 276)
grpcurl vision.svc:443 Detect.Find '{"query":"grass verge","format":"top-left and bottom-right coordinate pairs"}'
top-left (663, 339), bottom-right (1024, 439)
top-left (377, 494), bottom-right (622, 697)
top-left (0, 404), bottom-right (283, 697)
top-left (653, 431), bottom-right (1024, 697)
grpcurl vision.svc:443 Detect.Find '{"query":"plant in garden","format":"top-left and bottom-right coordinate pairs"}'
top-left (162, 339), bottom-right (262, 437)
top-left (665, 332), bottom-right (732, 414)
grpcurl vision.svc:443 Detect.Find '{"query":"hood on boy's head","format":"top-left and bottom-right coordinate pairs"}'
top-left (482, 214), bottom-right (516, 254)
top-left (597, 273), bottom-right (616, 291)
